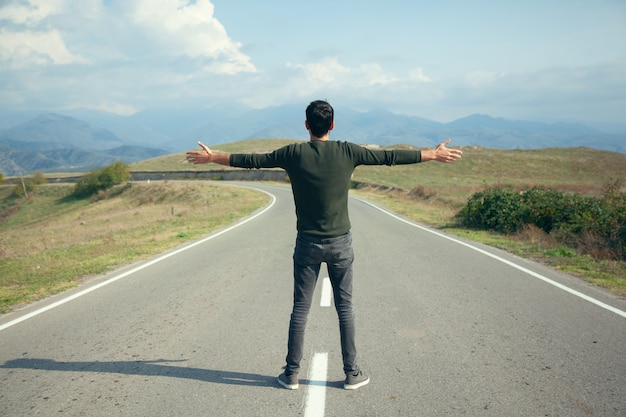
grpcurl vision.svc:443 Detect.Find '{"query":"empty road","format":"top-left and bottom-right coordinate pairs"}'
top-left (1, 182), bottom-right (625, 416)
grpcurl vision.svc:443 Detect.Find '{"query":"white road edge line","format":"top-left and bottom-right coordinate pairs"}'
top-left (0, 188), bottom-right (277, 333)
top-left (304, 352), bottom-right (328, 417)
top-left (320, 277), bottom-right (332, 307)
top-left (355, 197), bottom-right (626, 319)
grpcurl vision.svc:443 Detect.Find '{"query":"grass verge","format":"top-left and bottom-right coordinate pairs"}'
top-left (0, 182), bottom-right (267, 313)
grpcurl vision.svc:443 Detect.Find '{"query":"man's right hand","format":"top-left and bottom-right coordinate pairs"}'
top-left (186, 141), bottom-right (232, 166)
top-left (186, 141), bottom-right (214, 164)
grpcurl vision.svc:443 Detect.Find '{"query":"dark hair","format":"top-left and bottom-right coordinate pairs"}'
top-left (306, 100), bottom-right (334, 137)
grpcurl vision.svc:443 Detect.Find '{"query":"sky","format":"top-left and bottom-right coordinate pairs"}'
top-left (0, 0), bottom-right (625, 124)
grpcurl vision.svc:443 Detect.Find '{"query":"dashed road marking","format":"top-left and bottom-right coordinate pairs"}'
top-left (302, 278), bottom-right (333, 417)
top-left (320, 277), bottom-right (332, 307)
top-left (304, 352), bottom-right (328, 417)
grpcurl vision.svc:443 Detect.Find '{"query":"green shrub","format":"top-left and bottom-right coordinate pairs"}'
top-left (12, 172), bottom-right (47, 198)
top-left (456, 187), bottom-right (523, 233)
top-left (456, 180), bottom-right (625, 260)
top-left (31, 172), bottom-right (47, 185)
top-left (12, 180), bottom-right (35, 198)
top-left (72, 162), bottom-right (130, 198)
top-left (518, 187), bottom-right (570, 233)
top-left (583, 180), bottom-right (625, 260)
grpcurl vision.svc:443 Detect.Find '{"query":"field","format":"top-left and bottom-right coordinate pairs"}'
top-left (141, 140), bottom-right (625, 200)
top-left (1, 141), bottom-right (625, 313)
top-left (0, 182), bottom-right (267, 313)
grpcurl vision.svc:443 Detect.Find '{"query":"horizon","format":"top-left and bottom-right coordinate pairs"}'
top-left (2, 104), bottom-right (626, 136)
top-left (2, 101), bottom-right (625, 178)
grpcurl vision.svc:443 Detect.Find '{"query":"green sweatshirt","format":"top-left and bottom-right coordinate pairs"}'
top-left (230, 141), bottom-right (422, 237)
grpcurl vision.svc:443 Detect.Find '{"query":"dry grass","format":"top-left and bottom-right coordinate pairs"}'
top-left (0, 182), bottom-right (267, 313)
top-left (137, 141), bottom-right (624, 207)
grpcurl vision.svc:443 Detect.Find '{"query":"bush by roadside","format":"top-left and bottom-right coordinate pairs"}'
top-left (72, 161), bottom-right (130, 199)
top-left (455, 180), bottom-right (625, 261)
top-left (12, 172), bottom-right (46, 199)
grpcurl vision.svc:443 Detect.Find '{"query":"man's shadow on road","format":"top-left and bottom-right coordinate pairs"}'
top-left (1, 358), bottom-right (277, 387)
top-left (0, 358), bottom-right (339, 389)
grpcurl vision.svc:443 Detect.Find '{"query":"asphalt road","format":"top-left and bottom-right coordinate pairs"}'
top-left (1, 182), bottom-right (625, 417)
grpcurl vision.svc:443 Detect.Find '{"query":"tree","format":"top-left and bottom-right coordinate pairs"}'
top-left (12, 172), bottom-right (46, 198)
top-left (72, 162), bottom-right (131, 198)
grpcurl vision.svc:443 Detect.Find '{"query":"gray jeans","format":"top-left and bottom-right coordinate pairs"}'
top-left (285, 231), bottom-right (359, 375)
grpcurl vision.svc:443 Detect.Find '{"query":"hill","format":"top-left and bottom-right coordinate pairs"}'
top-left (133, 141), bottom-right (626, 208)
top-left (0, 114), bottom-right (169, 176)
top-left (1, 105), bottom-right (624, 177)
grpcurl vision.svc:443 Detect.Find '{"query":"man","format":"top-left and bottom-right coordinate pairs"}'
top-left (186, 100), bottom-right (462, 390)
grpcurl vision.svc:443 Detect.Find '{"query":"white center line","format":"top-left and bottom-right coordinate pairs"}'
top-left (302, 278), bottom-right (333, 417)
top-left (304, 352), bottom-right (328, 417)
top-left (320, 277), bottom-right (332, 307)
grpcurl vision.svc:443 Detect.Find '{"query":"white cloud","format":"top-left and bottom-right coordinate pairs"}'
top-left (0, 29), bottom-right (88, 68)
top-left (409, 67), bottom-right (432, 83)
top-left (246, 58), bottom-right (426, 109)
top-left (0, 1), bottom-right (622, 124)
top-left (0, 0), bottom-right (257, 113)
top-left (287, 58), bottom-right (350, 84)
top-left (0, 0), bottom-right (67, 27)
top-left (243, 55), bottom-right (626, 124)
top-left (128, 0), bottom-right (256, 74)
top-left (417, 59), bottom-right (626, 122)
top-left (360, 63), bottom-right (397, 86)
top-left (77, 101), bottom-right (139, 116)
top-left (286, 58), bottom-right (400, 89)
top-left (0, 0), bottom-right (89, 68)
top-left (0, 0), bottom-right (256, 73)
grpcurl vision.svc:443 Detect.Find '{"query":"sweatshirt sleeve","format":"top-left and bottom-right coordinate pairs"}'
top-left (349, 143), bottom-right (421, 166)
top-left (229, 147), bottom-right (289, 169)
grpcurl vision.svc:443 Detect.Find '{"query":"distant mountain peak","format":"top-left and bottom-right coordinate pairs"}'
top-left (27, 112), bottom-right (85, 126)
top-left (0, 106), bottom-right (624, 177)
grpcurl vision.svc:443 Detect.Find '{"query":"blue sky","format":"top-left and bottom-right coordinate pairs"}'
top-left (0, 0), bottom-right (624, 124)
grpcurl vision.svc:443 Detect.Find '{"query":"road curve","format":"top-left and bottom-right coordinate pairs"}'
top-left (0, 182), bottom-right (624, 417)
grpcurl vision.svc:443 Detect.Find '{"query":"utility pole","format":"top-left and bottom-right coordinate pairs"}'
top-left (19, 171), bottom-right (28, 199)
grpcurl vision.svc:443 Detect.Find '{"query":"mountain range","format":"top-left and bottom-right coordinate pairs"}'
top-left (1, 105), bottom-right (624, 176)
